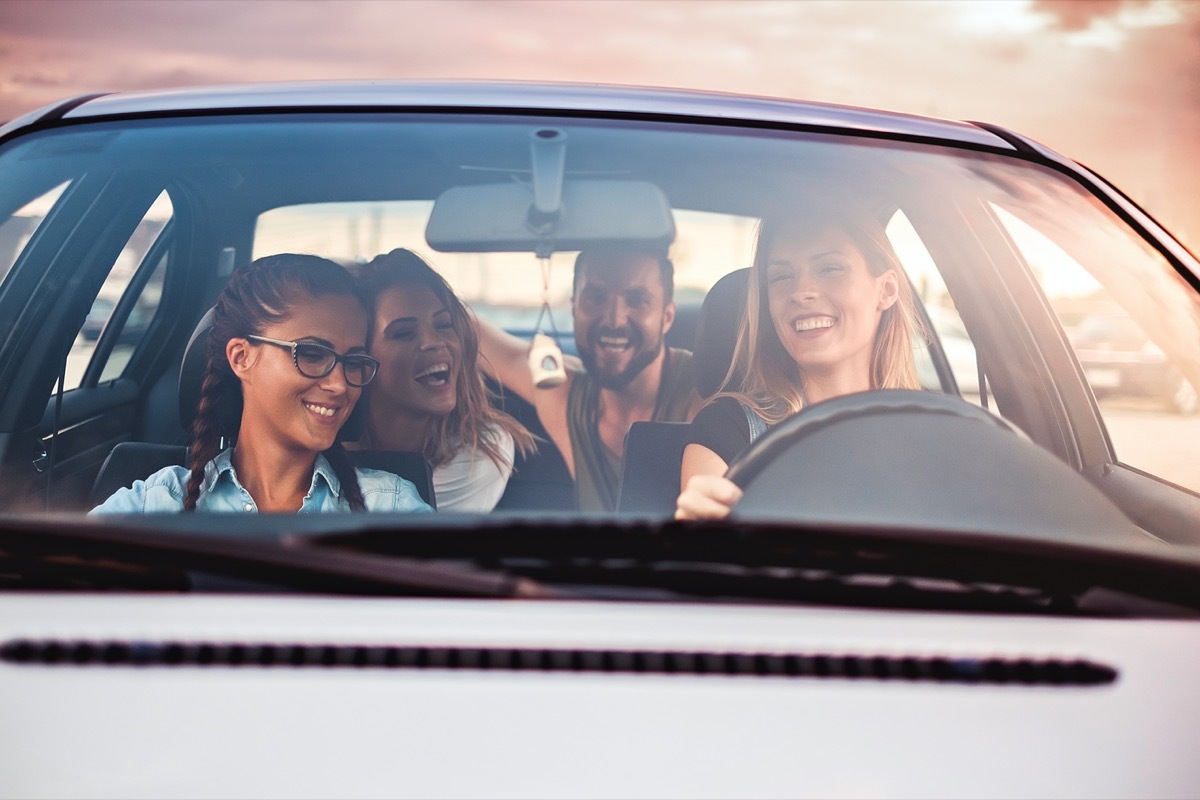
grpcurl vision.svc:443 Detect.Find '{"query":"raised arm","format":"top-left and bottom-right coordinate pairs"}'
top-left (471, 311), bottom-right (579, 477)
top-left (474, 314), bottom-right (540, 404)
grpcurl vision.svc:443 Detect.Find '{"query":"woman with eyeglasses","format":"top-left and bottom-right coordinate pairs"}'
top-left (92, 254), bottom-right (432, 514)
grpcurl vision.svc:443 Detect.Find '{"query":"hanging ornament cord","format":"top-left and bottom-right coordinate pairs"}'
top-left (531, 255), bottom-right (561, 340)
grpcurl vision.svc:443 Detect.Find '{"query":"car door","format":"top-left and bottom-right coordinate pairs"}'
top-left (892, 157), bottom-right (1200, 545)
top-left (0, 174), bottom-right (192, 512)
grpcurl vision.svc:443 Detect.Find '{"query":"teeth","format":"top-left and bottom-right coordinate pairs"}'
top-left (795, 317), bottom-right (835, 332)
top-left (416, 363), bottom-right (450, 379)
top-left (599, 337), bottom-right (630, 348)
top-left (304, 403), bottom-right (336, 418)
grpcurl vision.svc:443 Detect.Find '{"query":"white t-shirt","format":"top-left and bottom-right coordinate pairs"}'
top-left (432, 424), bottom-right (515, 512)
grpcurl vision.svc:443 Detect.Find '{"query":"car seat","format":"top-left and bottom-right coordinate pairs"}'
top-left (89, 309), bottom-right (436, 509)
top-left (615, 268), bottom-right (749, 514)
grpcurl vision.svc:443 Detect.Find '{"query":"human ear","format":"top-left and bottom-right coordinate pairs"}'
top-left (226, 337), bottom-right (256, 378)
top-left (661, 300), bottom-right (677, 334)
top-left (877, 271), bottom-right (899, 311)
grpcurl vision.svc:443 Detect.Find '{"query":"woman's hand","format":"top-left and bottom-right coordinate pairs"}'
top-left (674, 474), bottom-right (743, 521)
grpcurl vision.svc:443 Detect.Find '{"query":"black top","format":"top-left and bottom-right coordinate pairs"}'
top-left (686, 396), bottom-right (756, 466)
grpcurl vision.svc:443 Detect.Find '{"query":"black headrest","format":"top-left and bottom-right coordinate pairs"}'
top-left (176, 309), bottom-right (363, 442)
top-left (178, 308), bottom-right (215, 431)
top-left (694, 268), bottom-right (749, 398)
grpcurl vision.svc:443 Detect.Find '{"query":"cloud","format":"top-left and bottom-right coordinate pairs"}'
top-left (0, 0), bottom-right (1196, 244)
top-left (1032, 0), bottom-right (1131, 31)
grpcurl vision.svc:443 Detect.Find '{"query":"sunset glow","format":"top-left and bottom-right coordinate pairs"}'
top-left (1, 0), bottom-right (1196, 247)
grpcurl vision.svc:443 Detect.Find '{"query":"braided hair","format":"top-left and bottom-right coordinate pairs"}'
top-left (183, 254), bottom-right (369, 511)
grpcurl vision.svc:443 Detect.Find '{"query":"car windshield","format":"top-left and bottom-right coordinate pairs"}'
top-left (1, 102), bottom-right (1198, 609)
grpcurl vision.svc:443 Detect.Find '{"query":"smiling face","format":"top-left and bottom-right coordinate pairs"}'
top-left (573, 251), bottom-right (675, 390)
top-left (367, 282), bottom-right (461, 424)
top-left (764, 224), bottom-right (898, 386)
top-left (232, 292), bottom-right (369, 455)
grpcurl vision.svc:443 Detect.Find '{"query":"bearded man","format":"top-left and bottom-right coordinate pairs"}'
top-left (477, 247), bottom-right (702, 511)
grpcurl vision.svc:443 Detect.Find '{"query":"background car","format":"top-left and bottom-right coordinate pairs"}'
top-left (1, 82), bottom-right (1200, 799)
top-left (1071, 312), bottom-right (1199, 415)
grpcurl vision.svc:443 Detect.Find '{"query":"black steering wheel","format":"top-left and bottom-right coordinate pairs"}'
top-left (724, 390), bottom-right (1143, 546)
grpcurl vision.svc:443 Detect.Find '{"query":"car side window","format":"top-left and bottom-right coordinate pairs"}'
top-left (0, 182), bottom-right (69, 288)
top-left (886, 210), bottom-right (986, 403)
top-left (992, 202), bottom-right (1200, 494)
top-left (66, 191), bottom-right (173, 390)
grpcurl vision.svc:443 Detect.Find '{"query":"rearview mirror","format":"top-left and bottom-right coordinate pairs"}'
top-left (425, 180), bottom-right (676, 256)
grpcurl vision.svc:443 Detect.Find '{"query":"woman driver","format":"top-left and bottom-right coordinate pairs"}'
top-left (675, 206), bottom-right (924, 521)
top-left (348, 248), bottom-right (534, 512)
top-left (92, 254), bottom-right (432, 514)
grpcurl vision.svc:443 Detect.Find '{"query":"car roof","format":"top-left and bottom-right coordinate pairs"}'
top-left (5, 80), bottom-right (1015, 150)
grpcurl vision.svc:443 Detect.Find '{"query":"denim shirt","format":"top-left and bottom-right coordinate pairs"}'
top-left (90, 449), bottom-right (433, 514)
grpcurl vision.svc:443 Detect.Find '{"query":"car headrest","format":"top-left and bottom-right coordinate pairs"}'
top-left (177, 309), bottom-right (364, 442)
top-left (694, 268), bottom-right (749, 398)
top-left (178, 308), bottom-right (216, 432)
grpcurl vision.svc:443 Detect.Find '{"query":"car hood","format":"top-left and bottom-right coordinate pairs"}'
top-left (2, 593), bottom-right (1200, 799)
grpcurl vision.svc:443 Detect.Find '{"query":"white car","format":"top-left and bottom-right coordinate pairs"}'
top-left (1, 81), bottom-right (1200, 799)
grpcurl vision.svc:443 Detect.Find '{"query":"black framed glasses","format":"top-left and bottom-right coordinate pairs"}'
top-left (246, 335), bottom-right (380, 387)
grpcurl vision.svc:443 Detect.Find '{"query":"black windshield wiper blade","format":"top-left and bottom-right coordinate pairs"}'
top-left (0, 515), bottom-right (555, 598)
top-left (316, 517), bottom-right (1200, 615)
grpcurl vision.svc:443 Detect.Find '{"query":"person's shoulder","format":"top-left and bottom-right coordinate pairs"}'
top-left (695, 394), bottom-right (740, 417)
top-left (355, 467), bottom-right (434, 513)
top-left (90, 464), bottom-right (190, 514)
top-left (481, 421), bottom-right (515, 452)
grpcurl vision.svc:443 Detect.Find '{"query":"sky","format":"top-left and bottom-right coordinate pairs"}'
top-left (1, 0), bottom-right (1197, 247)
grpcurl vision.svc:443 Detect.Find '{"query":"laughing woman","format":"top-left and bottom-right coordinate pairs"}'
top-left (92, 254), bottom-right (432, 514)
top-left (675, 206), bottom-right (923, 521)
top-left (350, 249), bottom-right (534, 512)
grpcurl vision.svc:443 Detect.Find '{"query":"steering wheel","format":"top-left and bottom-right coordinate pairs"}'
top-left (723, 390), bottom-right (1142, 546)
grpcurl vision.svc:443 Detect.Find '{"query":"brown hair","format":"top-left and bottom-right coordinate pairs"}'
top-left (718, 206), bottom-right (924, 425)
top-left (353, 248), bottom-right (535, 470)
top-left (184, 254), bottom-right (369, 511)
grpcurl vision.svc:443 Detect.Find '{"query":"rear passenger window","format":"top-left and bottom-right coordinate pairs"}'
top-left (254, 201), bottom-right (758, 348)
top-left (0, 182), bottom-right (68, 288)
top-left (64, 191), bottom-right (173, 390)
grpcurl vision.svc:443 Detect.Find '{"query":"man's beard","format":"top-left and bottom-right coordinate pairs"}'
top-left (579, 324), bottom-right (664, 391)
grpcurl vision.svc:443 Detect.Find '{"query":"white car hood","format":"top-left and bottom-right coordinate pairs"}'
top-left (2, 594), bottom-right (1198, 799)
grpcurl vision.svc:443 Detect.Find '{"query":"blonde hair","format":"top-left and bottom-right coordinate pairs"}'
top-left (352, 249), bottom-right (535, 470)
top-left (718, 206), bottom-right (924, 425)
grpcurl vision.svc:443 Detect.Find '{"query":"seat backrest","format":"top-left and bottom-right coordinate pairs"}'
top-left (616, 421), bottom-right (692, 514)
top-left (89, 442), bottom-right (187, 507)
top-left (347, 450), bottom-right (436, 509)
top-left (693, 268), bottom-right (749, 399)
top-left (614, 268), bottom-right (751, 515)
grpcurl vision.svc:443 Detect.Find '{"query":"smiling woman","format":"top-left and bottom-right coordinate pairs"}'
top-left (676, 205), bottom-right (923, 520)
top-left (90, 253), bottom-right (430, 514)
top-left (348, 248), bottom-right (534, 512)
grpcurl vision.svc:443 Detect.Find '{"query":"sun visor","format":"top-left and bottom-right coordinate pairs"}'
top-left (425, 180), bottom-right (676, 256)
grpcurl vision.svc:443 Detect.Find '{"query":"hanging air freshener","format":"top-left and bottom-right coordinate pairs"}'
top-left (528, 256), bottom-right (566, 388)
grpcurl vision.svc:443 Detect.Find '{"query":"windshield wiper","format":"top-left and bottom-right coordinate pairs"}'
top-left (0, 514), bottom-right (556, 598)
top-left (312, 517), bottom-right (1200, 617)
